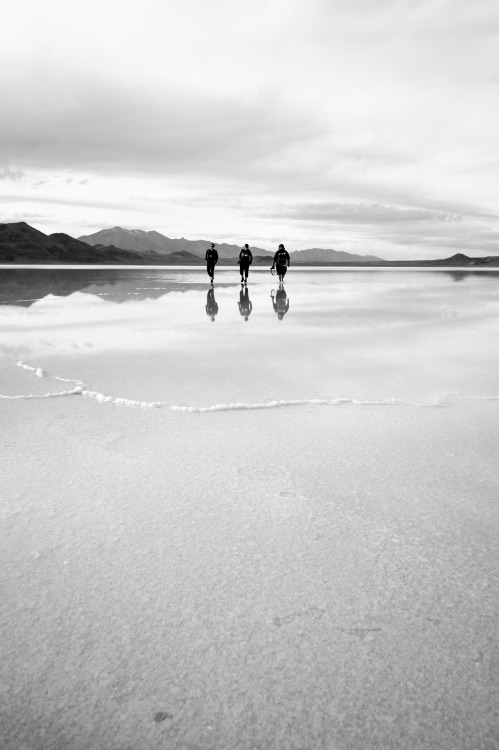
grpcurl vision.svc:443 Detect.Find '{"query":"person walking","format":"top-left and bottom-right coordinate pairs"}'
top-left (238, 243), bottom-right (253, 284)
top-left (205, 242), bottom-right (218, 284)
top-left (271, 243), bottom-right (290, 283)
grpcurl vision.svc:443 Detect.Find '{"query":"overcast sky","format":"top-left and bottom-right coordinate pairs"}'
top-left (1, 0), bottom-right (499, 258)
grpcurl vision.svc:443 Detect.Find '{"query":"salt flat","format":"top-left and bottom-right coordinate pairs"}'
top-left (1, 268), bottom-right (498, 749)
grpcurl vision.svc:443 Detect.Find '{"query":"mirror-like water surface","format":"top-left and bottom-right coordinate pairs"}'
top-left (2, 267), bottom-right (499, 407)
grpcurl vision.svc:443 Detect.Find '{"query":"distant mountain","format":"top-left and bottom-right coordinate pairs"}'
top-left (78, 227), bottom-right (274, 260)
top-left (3, 222), bottom-right (499, 267)
top-left (78, 226), bottom-right (387, 263)
top-left (0, 222), bottom-right (145, 264)
top-left (291, 247), bottom-right (382, 263)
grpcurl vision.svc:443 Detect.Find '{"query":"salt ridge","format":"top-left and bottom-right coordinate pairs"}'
top-left (0, 360), bottom-right (495, 412)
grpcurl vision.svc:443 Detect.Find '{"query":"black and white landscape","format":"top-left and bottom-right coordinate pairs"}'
top-left (1, 2), bottom-right (499, 750)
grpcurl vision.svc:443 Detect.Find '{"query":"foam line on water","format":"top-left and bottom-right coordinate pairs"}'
top-left (18, 361), bottom-right (46, 378)
top-left (170, 396), bottom-right (447, 412)
top-left (0, 387), bottom-right (83, 400)
top-left (3, 360), bottom-right (497, 412)
top-left (81, 390), bottom-right (164, 409)
top-left (17, 360), bottom-right (86, 386)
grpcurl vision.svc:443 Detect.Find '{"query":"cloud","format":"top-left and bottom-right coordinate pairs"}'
top-left (0, 210), bottom-right (47, 223)
top-left (1, 0), bottom-right (499, 258)
top-left (260, 201), bottom-right (462, 224)
top-left (0, 169), bottom-right (25, 180)
top-left (0, 73), bottom-right (325, 183)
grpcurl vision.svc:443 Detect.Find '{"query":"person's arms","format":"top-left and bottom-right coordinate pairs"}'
top-left (214, 250), bottom-right (218, 263)
top-left (248, 301), bottom-right (253, 313)
top-left (249, 250), bottom-right (253, 264)
top-left (205, 249), bottom-right (208, 261)
top-left (286, 250), bottom-right (291, 265)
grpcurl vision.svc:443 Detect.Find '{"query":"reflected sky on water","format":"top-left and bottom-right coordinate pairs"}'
top-left (1, 267), bottom-right (499, 406)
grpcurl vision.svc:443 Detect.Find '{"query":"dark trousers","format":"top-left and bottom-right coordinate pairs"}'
top-left (276, 263), bottom-right (287, 279)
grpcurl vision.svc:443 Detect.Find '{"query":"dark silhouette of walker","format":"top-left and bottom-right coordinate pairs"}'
top-left (206, 287), bottom-right (218, 322)
top-left (205, 242), bottom-right (218, 284)
top-left (238, 286), bottom-right (252, 321)
top-left (238, 244), bottom-right (253, 284)
top-left (271, 244), bottom-right (290, 283)
top-left (271, 285), bottom-right (289, 320)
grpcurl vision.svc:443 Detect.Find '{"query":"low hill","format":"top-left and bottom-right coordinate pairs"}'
top-left (291, 247), bottom-right (382, 263)
top-left (0, 222), bottom-right (146, 264)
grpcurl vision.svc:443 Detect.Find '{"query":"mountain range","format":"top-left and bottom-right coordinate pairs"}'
top-left (77, 227), bottom-right (383, 263)
top-left (2, 222), bottom-right (499, 267)
top-left (0, 222), bottom-right (144, 264)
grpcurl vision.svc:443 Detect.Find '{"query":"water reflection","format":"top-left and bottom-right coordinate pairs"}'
top-left (205, 287), bottom-right (219, 322)
top-left (0, 269), bottom-right (117, 306)
top-left (238, 286), bottom-right (252, 321)
top-left (3, 267), bottom-right (499, 309)
top-left (3, 268), bottom-right (499, 406)
top-left (271, 285), bottom-right (290, 320)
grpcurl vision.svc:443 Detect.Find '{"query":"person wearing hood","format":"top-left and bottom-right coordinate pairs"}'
top-left (238, 243), bottom-right (253, 284)
top-left (205, 242), bottom-right (218, 283)
top-left (271, 243), bottom-right (290, 283)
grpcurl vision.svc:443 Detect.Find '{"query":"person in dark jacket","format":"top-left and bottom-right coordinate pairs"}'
top-left (271, 243), bottom-right (290, 282)
top-left (238, 243), bottom-right (253, 284)
top-left (205, 242), bottom-right (218, 283)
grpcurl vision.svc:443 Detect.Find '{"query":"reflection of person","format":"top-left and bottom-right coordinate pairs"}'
top-left (205, 287), bottom-right (218, 322)
top-left (205, 242), bottom-right (218, 284)
top-left (271, 243), bottom-right (290, 283)
top-left (271, 285), bottom-right (289, 320)
top-left (238, 286), bottom-right (252, 321)
top-left (238, 243), bottom-right (253, 284)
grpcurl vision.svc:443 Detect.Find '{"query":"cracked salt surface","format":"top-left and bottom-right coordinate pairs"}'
top-left (1, 268), bottom-right (499, 750)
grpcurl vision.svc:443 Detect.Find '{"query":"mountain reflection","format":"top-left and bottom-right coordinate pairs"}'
top-left (0, 268), bottom-right (229, 307)
top-left (0, 269), bottom-right (118, 307)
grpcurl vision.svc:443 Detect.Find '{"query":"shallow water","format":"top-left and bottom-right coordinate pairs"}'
top-left (1, 268), bottom-right (499, 749)
top-left (2, 267), bottom-right (499, 406)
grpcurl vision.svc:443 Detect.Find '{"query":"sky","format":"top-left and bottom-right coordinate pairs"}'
top-left (1, 0), bottom-right (499, 259)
